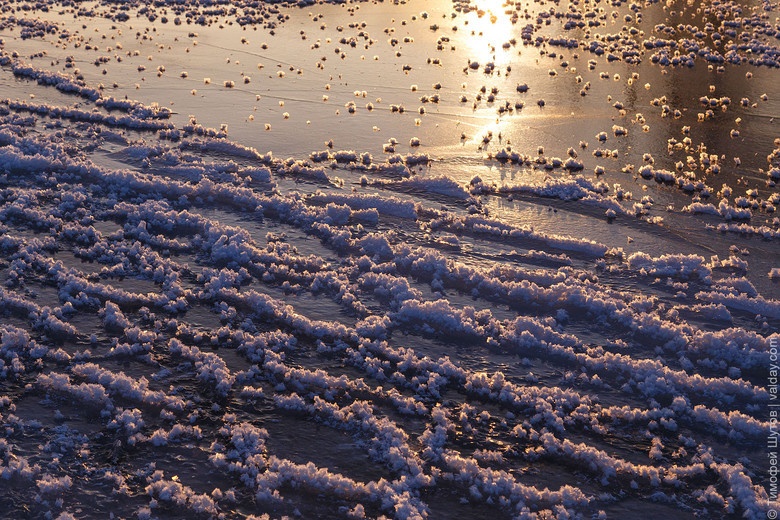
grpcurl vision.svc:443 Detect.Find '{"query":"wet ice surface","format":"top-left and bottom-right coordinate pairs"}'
top-left (0, 0), bottom-right (777, 518)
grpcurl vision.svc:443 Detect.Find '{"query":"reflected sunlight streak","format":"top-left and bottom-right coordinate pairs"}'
top-left (461, 0), bottom-right (517, 66)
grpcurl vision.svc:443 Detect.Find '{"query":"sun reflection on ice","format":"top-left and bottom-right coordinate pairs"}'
top-left (461, 0), bottom-right (517, 66)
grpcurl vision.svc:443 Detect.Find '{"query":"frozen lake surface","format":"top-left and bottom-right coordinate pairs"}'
top-left (0, 0), bottom-right (777, 518)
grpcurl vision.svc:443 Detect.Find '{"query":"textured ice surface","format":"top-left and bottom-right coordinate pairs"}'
top-left (0, 0), bottom-right (777, 518)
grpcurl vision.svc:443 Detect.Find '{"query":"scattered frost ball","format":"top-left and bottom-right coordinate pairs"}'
top-left (410, 137), bottom-right (421, 147)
